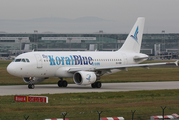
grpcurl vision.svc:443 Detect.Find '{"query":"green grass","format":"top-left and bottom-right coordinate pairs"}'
top-left (0, 90), bottom-right (179, 120)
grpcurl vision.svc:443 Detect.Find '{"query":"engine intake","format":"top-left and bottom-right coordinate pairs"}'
top-left (73, 71), bottom-right (96, 85)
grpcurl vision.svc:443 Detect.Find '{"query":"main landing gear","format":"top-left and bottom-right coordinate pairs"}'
top-left (58, 78), bottom-right (68, 87)
top-left (28, 84), bottom-right (35, 89)
top-left (91, 81), bottom-right (102, 88)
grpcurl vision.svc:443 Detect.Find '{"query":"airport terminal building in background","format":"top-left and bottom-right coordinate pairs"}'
top-left (0, 32), bottom-right (179, 59)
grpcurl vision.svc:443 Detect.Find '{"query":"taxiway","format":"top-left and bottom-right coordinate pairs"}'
top-left (0, 81), bottom-right (179, 96)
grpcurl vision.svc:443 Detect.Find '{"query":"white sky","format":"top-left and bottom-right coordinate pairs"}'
top-left (0, 0), bottom-right (179, 33)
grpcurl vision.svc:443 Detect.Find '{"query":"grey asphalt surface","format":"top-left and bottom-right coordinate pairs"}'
top-left (0, 81), bottom-right (179, 96)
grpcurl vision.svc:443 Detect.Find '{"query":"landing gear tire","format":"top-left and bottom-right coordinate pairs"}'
top-left (28, 84), bottom-right (35, 89)
top-left (58, 81), bottom-right (63, 87)
top-left (96, 82), bottom-right (102, 88)
top-left (62, 81), bottom-right (68, 87)
top-left (91, 81), bottom-right (102, 88)
top-left (58, 80), bottom-right (68, 87)
top-left (91, 83), bottom-right (96, 88)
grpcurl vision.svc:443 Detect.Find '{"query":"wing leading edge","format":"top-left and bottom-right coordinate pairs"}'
top-left (68, 60), bottom-right (178, 73)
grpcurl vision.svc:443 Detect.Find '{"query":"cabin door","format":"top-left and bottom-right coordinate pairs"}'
top-left (34, 54), bottom-right (43, 68)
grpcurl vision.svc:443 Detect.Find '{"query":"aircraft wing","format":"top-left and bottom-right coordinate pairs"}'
top-left (68, 60), bottom-right (178, 73)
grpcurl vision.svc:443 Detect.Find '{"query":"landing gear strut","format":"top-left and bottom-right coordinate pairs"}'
top-left (28, 84), bottom-right (35, 89)
top-left (91, 81), bottom-right (102, 88)
top-left (58, 78), bottom-right (68, 87)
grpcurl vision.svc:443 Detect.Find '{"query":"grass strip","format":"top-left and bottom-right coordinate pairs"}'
top-left (0, 90), bottom-right (179, 120)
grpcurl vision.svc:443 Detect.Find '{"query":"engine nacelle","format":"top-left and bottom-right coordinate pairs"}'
top-left (73, 71), bottom-right (96, 85)
top-left (23, 77), bottom-right (45, 84)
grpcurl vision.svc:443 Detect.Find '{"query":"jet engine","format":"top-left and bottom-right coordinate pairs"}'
top-left (73, 71), bottom-right (96, 85)
top-left (23, 77), bottom-right (45, 84)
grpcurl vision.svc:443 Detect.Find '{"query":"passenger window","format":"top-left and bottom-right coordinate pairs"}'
top-left (21, 59), bottom-right (26, 62)
top-left (15, 59), bottom-right (21, 62)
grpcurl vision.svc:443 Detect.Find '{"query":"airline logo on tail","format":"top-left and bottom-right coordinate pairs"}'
top-left (131, 26), bottom-right (139, 44)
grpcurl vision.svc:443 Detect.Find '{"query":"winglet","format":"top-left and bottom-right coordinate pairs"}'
top-left (166, 60), bottom-right (178, 66)
top-left (175, 60), bottom-right (178, 66)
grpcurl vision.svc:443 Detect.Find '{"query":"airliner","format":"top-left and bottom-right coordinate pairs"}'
top-left (7, 17), bottom-right (178, 89)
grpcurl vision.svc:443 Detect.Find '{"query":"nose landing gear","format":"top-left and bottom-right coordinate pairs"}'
top-left (28, 77), bottom-right (35, 89)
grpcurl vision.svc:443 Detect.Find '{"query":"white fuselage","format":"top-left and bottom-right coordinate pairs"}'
top-left (7, 51), bottom-right (146, 78)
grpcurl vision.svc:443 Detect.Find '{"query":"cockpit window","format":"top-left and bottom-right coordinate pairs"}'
top-left (14, 58), bottom-right (30, 62)
top-left (26, 59), bottom-right (30, 62)
top-left (21, 59), bottom-right (26, 62)
top-left (15, 59), bottom-right (21, 62)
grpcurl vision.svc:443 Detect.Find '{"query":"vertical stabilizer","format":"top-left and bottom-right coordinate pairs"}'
top-left (119, 17), bottom-right (145, 53)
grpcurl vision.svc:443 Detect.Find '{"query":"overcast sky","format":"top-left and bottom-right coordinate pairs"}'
top-left (0, 0), bottom-right (179, 33)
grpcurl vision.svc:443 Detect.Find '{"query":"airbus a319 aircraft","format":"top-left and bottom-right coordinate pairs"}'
top-left (7, 17), bottom-right (178, 89)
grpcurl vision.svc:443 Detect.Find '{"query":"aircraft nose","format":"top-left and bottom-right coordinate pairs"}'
top-left (7, 63), bottom-right (16, 76)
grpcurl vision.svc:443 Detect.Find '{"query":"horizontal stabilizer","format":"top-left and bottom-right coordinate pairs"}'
top-left (133, 56), bottom-right (148, 60)
top-left (133, 54), bottom-right (148, 63)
